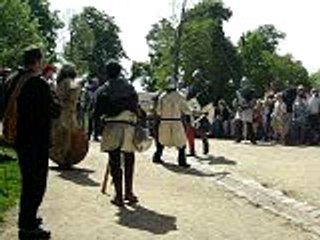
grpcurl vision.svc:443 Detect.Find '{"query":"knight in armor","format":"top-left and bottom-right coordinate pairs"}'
top-left (95, 61), bottom-right (139, 207)
top-left (152, 76), bottom-right (192, 168)
top-left (235, 77), bottom-right (257, 144)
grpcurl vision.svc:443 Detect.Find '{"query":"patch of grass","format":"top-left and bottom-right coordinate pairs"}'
top-left (0, 147), bottom-right (20, 223)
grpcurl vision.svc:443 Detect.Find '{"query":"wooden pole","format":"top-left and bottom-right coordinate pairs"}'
top-left (101, 160), bottom-right (110, 194)
top-left (173, 0), bottom-right (188, 82)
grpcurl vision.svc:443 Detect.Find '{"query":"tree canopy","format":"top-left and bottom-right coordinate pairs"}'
top-left (0, 0), bottom-right (43, 67)
top-left (144, 0), bottom-right (243, 104)
top-left (239, 24), bottom-right (309, 95)
top-left (141, 0), bottom-right (313, 104)
top-left (64, 7), bottom-right (126, 79)
top-left (0, 0), bottom-right (317, 96)
top-left (25, 0), bottom-right (64, 62)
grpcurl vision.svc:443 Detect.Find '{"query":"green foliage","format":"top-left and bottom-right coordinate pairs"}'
top-left (310, 70), bottom-right (320, 87)
top-left (129, 61), bottom-right (158, 91)
top-left (64, 14), bottom-right (95, 74)
top-left (239, 24), bottom-right (310, 95)
top-left (24, 0), bottom-right (64, 62)
top-left (0, 0), bottom-right (43, 67)
top-left (146, 18), bottom-right (176, 88)
top-left (269, 54), bottom-right (310, 88)
top-left (145, 0), bottom-right (242, 104)
top-left (0, 149), bottom-right (20, 223)
top-left (180, 0), bottom-right (242, 104)
top-left (64, 7), bottom-right (126, 78)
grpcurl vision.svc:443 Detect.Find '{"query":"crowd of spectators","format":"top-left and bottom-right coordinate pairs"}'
top-left (209, 85), bottom-right (320, 146)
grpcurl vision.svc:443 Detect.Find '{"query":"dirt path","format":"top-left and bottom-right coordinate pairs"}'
top-left (0, 142), bottom-right (317, 239)
top-left (201, 140), bottom-right (320, 207)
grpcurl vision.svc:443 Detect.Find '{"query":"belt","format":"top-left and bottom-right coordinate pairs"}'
top-left (103, 120), bottom-right (136, 126)
top-left (160, 118), bottom-right (182, 121)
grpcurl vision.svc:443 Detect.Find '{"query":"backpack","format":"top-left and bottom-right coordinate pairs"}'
top-left (1, 72), bottom-right (33, 146)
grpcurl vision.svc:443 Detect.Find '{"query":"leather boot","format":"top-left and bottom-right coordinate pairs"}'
top-left (111, 169), bottom-right (123, 207)
top-left (178, 147), bottom-right (190, 168)
top-left (153, 142), bottom-right (164, 164)
top-left (124, 153), bottom-right (138, 204)
top-left (109, 150), bottom-right (124, 207)
top-left (203, 139), bottom-right (209, 155)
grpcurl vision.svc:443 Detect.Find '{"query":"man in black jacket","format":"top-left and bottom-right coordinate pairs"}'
top-left (6, 47), bottom-right (60, 239)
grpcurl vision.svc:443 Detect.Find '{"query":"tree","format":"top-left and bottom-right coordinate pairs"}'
top-left (0, 0), bottom-right (43, 67)
top-left (25, 0), bottom-right (63, 62)
top-left (269, 54), bottom-right (310, 89)
top-left (129, 61), bottom-right (158, 91)
top-left (65, 7), bottom-right (126, 78)
top-left (239, 24), bottom-right (310, 95)
top-left (310, 70), bottom-right (320, 87)
top-left (146, 18), bottom-right (176, 89)
top-left (179, 0), bottom-right (242, 104)
top-left (145, 0), bottom-right (242, 104)
top-left (64, 14), bottom-right (95, 74)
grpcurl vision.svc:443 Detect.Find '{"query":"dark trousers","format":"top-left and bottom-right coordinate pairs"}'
top-left (306, 114), bottom-right (320, 144)
top-left (153, 142), bottom-right (187, 166)
top-left (199, 130), bottom-right (209, 154)
top-left (88, 115), bottom-right (100, 140)
top-left (234, 119), bottom-right (242, 142)
top-left (235, 120), bottom-right (255, 143)
top-left (292, 122), bottom-right (307, 145)
top-left (108, 149), bottom-right (135, 198)
top-left (16, 145), bottom-right (49, 230)
top-left (245, 122), bottom-right (256, 143)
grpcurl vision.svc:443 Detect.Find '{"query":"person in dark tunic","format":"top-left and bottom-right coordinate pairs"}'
top-left (5, 47), bottom-right (60, 239)
top-left (282, 87), bottom-right (297, 144)
top-left (95, 61), bottom-right (139, 207)
top-left (194, 112), bottom-right (211, 154)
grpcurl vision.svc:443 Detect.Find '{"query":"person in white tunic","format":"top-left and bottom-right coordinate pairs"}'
top-left (153, 76), bottom-right (192, 168)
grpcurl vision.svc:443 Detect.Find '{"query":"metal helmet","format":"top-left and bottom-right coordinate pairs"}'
top-left (240, 76), bottom-right (250, 88)
top-left (166, 75), bottom-right (177, 90)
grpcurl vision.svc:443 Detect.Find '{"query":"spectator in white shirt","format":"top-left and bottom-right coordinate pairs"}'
top-left (307, 88), bottom-right (320, 144)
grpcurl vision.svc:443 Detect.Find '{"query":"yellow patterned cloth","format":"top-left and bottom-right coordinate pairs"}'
top-left (50, 78), bottom-right (82, 166)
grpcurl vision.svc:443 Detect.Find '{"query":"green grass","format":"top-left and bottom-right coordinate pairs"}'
top-left (0, 147), bottom-right (20, 223)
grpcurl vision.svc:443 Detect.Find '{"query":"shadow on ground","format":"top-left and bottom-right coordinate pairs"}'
top-left (116, 205), bottom-right (177, 235)
top-left (50, 167), bottom-right (100, 187)
top-left (161, 162), bottom-right (230, 178)
top-left (195, 155), bottom-right (237, 166)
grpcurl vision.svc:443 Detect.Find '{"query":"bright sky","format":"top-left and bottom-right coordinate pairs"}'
top-left (50, 0), bottom-right (320, 73)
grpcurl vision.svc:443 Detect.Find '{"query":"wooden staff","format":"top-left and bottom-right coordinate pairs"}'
top-left (101, 160), bottom-right (110, 194)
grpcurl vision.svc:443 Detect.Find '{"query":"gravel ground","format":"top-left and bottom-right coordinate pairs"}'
top-left (201, 140), bottom-right (320, 207)
top-left (0, 142), bottom-right (318, 240)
